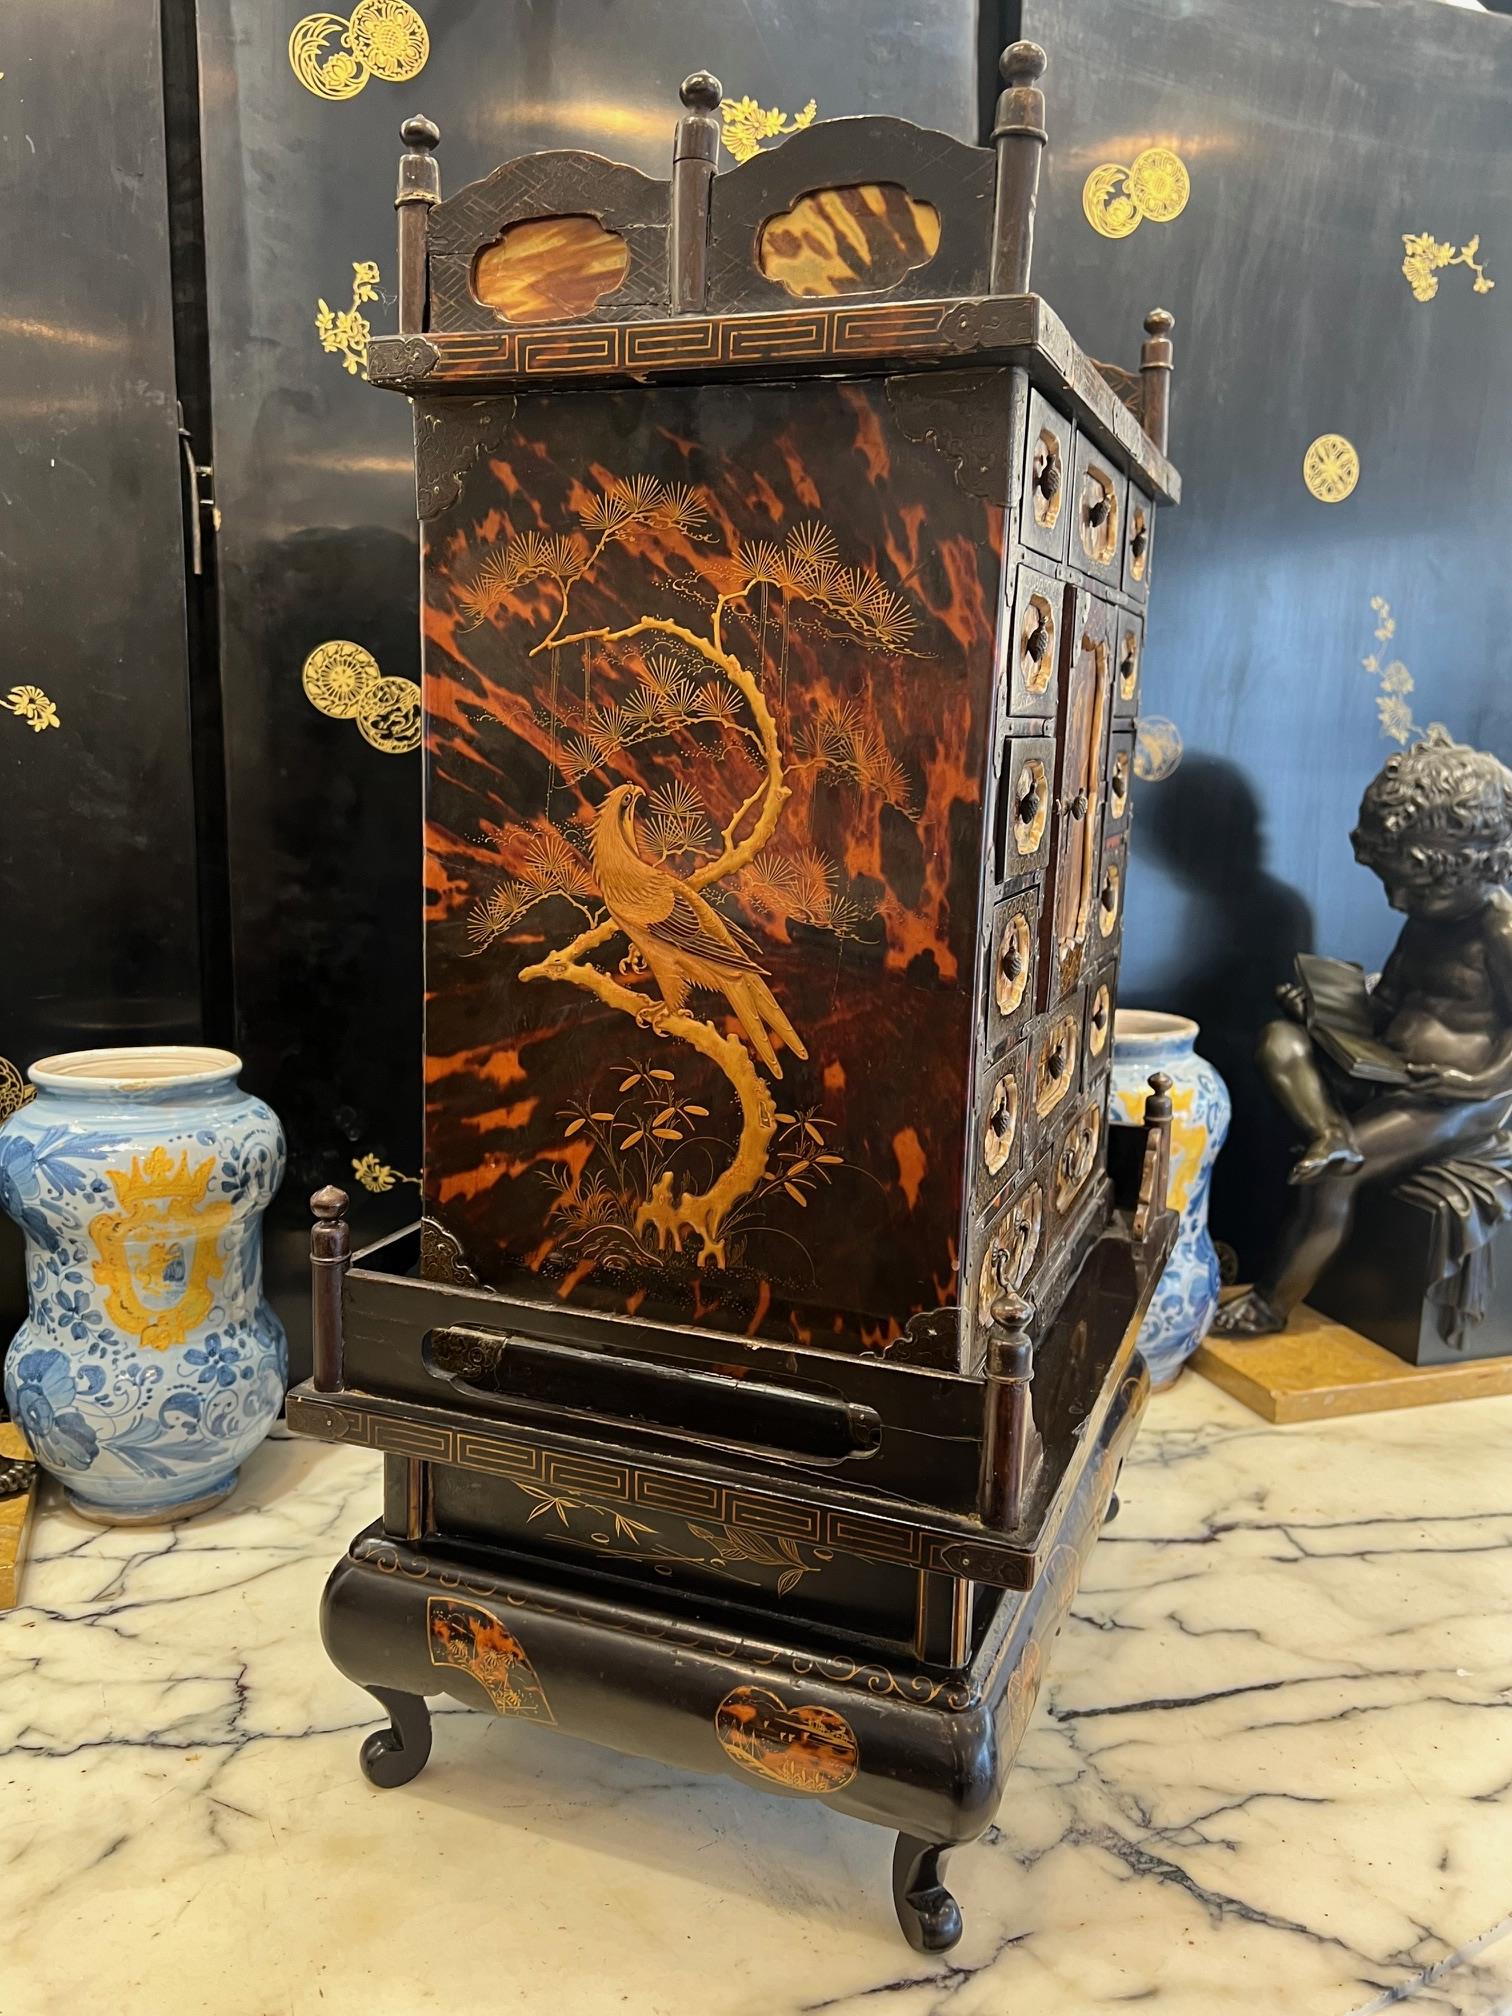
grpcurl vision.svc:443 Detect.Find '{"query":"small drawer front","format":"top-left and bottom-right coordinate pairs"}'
top-left (1029, 1002), bottom-right (1082, 1130)
top-left (1070, 433), bottom-right (1128, 587)
top-left (1004, 564), bottom-right (1063, 720)
top-left (1123, 487), bottom-right (1155, 601)
top-left (974, 1037), bottom-right (1030, 1213)
top-left (1095, 834), bottom-right (1126, 952)
top-left (1050, 1092), bottom-right (1105, 1222)
top-left (972, 1151), bottom-right (1050, 1339)
top-left (1112, 613), bottom-right (1143, 720)
top-left (1084, 964), bottom-right (1116, 1074)
top-left (984, 884), bottom-right (1039, 1054)
top-left (1020, 387), bottom-right (1072, 565)
top-left (1104, 725), bottom-right (1135, 837)
top-left (992, 727), bottom-right (1055, 887)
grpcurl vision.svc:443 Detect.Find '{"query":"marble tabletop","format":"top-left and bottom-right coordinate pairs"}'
top-left (3, 1373), bottom-right (1510, 2016)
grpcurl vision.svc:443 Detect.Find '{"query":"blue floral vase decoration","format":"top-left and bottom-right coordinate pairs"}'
top-left (0, 1047), bottom-right (286, 1523)
top-left (1110, 1012), bottom-right (1231, 1389)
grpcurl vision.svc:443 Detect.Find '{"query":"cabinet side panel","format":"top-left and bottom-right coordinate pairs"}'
top-left (420, 377), bottom-right (1000, 1356)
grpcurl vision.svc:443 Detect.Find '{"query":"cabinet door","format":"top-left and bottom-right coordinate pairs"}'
top-left (1046, 590), bottom-right (1112, 1004)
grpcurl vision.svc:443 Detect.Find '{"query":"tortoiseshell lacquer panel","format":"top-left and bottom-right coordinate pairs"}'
top-left (420, 377), bottom-right (1003, 1360)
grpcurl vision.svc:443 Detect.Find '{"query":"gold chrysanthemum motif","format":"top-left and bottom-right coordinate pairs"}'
top-left (289, 13), bottom-right (369, 100)
top-left (355, 675), bottom-right (422, 753)
top-left (3, 684), bottom-right (60, 732)
top-left (1302, 433), bottom-right (1360, 504)
top-left (720, 94), bottom-right (817, 165)
top-left (1082, 163), bottom-right (1141, 240)
top-left (302, 639), bottom-right (380, 718)
top-left (1128, 147), bottom-right (1190, 223)
top-left (347, 0), bottom-right (429, 82)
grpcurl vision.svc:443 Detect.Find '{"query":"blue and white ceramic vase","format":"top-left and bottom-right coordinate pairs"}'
top-left (0, 1047), bottom-right (287, 1523)
top-left (1110, 1012), bottom-right (1231, 1389)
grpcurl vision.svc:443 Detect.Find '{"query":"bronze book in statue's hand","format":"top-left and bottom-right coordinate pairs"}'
top-left (1294, 953), bottom-right (1412, 1085)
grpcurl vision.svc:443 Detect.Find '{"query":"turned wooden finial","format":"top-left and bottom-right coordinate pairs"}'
top-left (671, 71), bottom-right (723, 313)
top-left (395, 116), bottom-right (442, 337)
top-left (990, 41), bottom-right (1048, 296)
top-left (981, 1286), bottom-right (1040, 1528)
top-left (1146, 1069), bottom-right (1174, 1121)
top-left (1140, 307), bottom-right (1175, 456)
top-left (312, 1184), bottom-right (349, 1222)
top-left (310, 1186), bottom-right (351, 1393)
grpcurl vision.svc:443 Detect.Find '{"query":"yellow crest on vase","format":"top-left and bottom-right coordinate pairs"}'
top-left (89, 1146), bottom-right (234, 1352)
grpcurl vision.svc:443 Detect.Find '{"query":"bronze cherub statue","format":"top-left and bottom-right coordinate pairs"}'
top-left (1217, 727), bottom-right (1512, 1340)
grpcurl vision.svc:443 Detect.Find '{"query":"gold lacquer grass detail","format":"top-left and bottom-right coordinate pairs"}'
top-left (89, 1147), bottom-right (233, 1352)
top-left (720, 93), bottom-right (817, 164)
top-left (1402, 231), bottom-right (1493, 303)
top-left (315, 261), bottom-right (379, 377)
top-left (289, 1), bottom-right (428, 102)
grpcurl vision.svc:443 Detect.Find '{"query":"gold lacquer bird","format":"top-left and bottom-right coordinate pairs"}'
top-left (591, 783), bottom-right (807, 1078)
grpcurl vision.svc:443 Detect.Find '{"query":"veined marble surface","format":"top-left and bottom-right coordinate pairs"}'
top-left (2, 1377), bottom-right (1509, 2016)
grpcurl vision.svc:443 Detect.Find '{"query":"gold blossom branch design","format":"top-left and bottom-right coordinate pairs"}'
top-left (316, 260), bottom-right (380, 377)
top-left (352, 1153), bottom-right (420, 1193)
top-left (720, 93), bottom-right (817, 164)
top-left (458, 479), bottom-right (913, 1265)
top-left (3, 685), bottom-right (60, 733)
top-left (1402, 232), bottom-right (1494, 304)
top-left (1360, 598), bottom-right (1420, 745)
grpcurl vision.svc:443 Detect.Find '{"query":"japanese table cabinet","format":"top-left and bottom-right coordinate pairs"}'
top-left (287, 43), bottom-right (1182, 1952)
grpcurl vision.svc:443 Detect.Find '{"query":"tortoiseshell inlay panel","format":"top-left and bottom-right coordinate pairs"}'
top-left (421, 377), bottom-right (1002, 1357)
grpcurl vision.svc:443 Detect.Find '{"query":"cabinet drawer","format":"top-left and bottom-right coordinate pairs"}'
top-left (972, 1151), bottom-right (1050, 1342)
top-left (1084, 964), bottom-right (1115, 1075)
top-left (1004, 564), bottom-right (1063, 720)
top-left (1112, 612), bottom-right (1143, 720)
top-left (984, 883), bottom-right (1039, 1054)
top-left (973, 1037), bottom-right (1030, 1214)
top-left (1070, 432), bottom-right (1128, 588)
top-left (992, 727), bottom-right (1055, 887)
top-left (1104, 725), bottom-right (1135, 837)
top-left (1019, 387), bottom-right (1072, 565)
top-left (1123, 486), bottom-right (1154, 602)
top-left (1095, 834), bottom-right (1125, 952)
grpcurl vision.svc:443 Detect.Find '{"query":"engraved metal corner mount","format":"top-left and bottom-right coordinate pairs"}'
top-left (413, 397), bottom-right (519, 521)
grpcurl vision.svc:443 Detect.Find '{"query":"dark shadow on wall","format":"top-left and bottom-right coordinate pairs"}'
top-left (1128, 755), bottom-right (1314, 1275)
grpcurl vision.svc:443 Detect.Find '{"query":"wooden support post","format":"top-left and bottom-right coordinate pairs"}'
top-left (979, 1289), bottom-right (1041, 1530)
top-left (1132, 1071), bottom-right (1175, 1247)
top-left (1140, 308), bottom-right (1175, 456)
top-left (395, 115), bottom-right (441, 337)
top-left (671, 72), bottom-right (722, 313)
top-left (989, 42), bottom-right (1048, 296)
top-left (310, 1185), bottom-right (351, 1393)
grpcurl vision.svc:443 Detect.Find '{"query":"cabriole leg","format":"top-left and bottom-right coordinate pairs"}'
top-left (358, 1685), bottom-right (433, 1788)
top-left (892, 1833), bottom-right (964, 1953)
